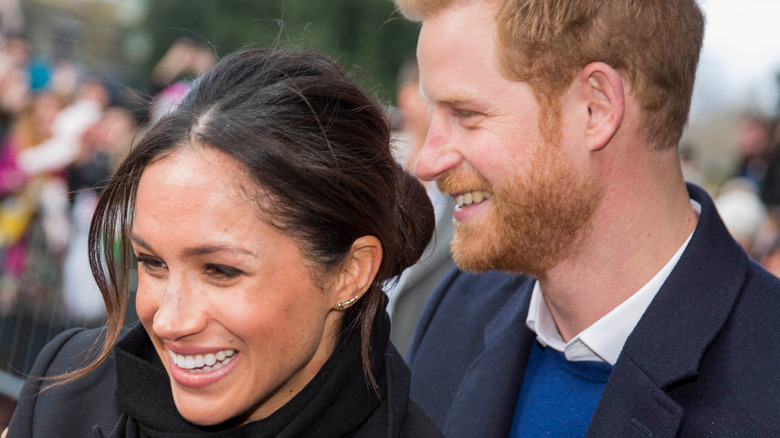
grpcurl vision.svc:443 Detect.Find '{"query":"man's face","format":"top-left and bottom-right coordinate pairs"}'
top-left (416, 1), bottom-right (602, 277)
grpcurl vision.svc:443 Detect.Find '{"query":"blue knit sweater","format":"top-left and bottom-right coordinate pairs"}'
top-left (509, 340), bottom-right (613, 437)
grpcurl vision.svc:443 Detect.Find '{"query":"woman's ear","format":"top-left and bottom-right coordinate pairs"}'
top-left (331, 236), bottom-right (382, 310)
top-left (577, 62), bottom-right (625, 152)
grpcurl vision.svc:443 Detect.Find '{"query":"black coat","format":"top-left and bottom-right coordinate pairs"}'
top-left (407, 184), bottom-right (780, 437)
top-left (9, 318), bottom-right (442, 438)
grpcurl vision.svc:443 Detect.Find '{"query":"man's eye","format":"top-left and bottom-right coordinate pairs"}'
top-left (204, 264), bottom-right (243, 280)
top-left (455, 109), bottom-right (480, 118)
top-left (454, 109), bottom-right (483, 128)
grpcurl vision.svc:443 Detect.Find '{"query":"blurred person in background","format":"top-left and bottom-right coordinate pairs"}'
top-left (61, 106), bottom-right (137, 326)
top-left (10, 78), bottom-right (107, 262)
top-left (714, 177), bottom-right (768, 256)
top-left (387, 54), bottom-right (454, 354)
top-left (148, 38), bottom-right (216, 124)
top-left (26, 17), bottom-right (84, 101)
top-left (734, 112), bottom-right (773, 189)
top-left (0, 91), bottom-right (65, 309)
top-left (15, 77), bottom-right (107, 177)
top-left (759, 115), bottom-right (780, 212)
top-left (0, 33), bottom-right (30, 141)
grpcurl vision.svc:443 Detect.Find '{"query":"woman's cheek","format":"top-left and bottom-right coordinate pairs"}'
top-left (134, 280), bottom-right (157, 325)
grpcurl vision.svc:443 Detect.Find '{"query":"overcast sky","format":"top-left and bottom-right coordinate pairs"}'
top-left (691, 0), bottom-right (780, 121)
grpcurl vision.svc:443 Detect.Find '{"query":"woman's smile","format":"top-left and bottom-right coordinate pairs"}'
top-left (166, 348), bottom-right (241, 388)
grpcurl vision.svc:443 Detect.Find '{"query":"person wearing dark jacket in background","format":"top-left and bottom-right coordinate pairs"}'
top-left (7, 48), bottom-right (443, 438)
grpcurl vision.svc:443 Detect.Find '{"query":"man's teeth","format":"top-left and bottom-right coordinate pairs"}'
top-left (455, 191), bottom-right (492, 207)
top-left (169, 349), bottom-right (236, 373)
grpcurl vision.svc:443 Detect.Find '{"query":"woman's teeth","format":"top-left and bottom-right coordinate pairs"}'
top-left (455, 190), bottom-right (492, 208)
top-left (169, 349), bottom-right (236, 373)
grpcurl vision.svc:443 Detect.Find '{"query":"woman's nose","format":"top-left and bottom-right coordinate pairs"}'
top-left (151, 276), bottom-right (208, 341)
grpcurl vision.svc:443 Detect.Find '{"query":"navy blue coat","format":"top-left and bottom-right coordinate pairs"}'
top-left (407, 184), bottom-right (780, 437)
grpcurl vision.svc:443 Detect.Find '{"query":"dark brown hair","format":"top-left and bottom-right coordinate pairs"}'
top-left (56, 48), bottom-right (434, 391)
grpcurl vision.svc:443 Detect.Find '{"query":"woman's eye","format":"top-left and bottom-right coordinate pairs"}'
top-left (135, 255), bottom-right (167, 275)
top-left (204, 264), bottom-right (243, 280)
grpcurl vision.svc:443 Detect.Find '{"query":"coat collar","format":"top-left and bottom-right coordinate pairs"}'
top-left (588, 183), bottom-right (750, 437)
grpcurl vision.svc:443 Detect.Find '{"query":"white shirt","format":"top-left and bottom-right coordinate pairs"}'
top-left (526, 201), bottom-right (701, 365)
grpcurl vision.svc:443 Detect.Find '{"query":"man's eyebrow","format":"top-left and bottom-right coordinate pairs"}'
top-left (419, 81), bottom-right (477, 106)
top-left (434, 92), bottom-right (487, 109)
top-left (438, 93), bottom-right (473, 104)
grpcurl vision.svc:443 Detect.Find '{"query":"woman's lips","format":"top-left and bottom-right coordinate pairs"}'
top-left (167, 348), bottom-right (240, 388)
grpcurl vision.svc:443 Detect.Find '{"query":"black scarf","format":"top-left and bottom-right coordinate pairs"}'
top-left (103, 316), bottom-right (389, 438)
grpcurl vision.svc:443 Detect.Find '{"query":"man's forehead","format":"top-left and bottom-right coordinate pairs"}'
top-left (417, 4), bottom-right (498, 71)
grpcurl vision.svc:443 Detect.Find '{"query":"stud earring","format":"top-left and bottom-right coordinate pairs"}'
top-left (333, 295), bottom-right (360, 310)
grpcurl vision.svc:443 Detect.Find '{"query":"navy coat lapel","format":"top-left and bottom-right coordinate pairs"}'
top-left (443, 280), bottom-right (536, 438)
top-left (587, 184), bottom-right (749, 437)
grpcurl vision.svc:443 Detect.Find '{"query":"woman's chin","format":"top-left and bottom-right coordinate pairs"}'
top-left (170, 392), bottom-right (237, 427)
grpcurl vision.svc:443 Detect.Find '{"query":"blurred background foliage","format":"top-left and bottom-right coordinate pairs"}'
top-left (21, 0), bottom-right (421, 104)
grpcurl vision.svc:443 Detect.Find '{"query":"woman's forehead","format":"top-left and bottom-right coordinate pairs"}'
top-left (143, 147), bottom-right (252, 191)
top-left (132, 147), bottom-right (284, 256)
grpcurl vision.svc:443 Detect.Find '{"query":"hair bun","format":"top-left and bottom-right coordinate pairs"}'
top-left (391, 163), bottom-right (436, 278)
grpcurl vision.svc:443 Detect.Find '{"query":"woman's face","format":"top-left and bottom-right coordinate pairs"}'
top-left (132, 146), bottom-right (342, 425)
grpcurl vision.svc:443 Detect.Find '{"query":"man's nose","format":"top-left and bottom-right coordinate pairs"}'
top-left (415, 113), bottom-right (463, 181)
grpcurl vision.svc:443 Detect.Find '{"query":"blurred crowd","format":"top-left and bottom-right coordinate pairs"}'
top-left (0, 33), bottom-right (131, 323)
top-left (703, 112), bottom-right (780, 278)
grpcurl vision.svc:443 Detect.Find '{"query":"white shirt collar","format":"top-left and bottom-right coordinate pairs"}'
top-left (526, 200), bottom-right (701, 365)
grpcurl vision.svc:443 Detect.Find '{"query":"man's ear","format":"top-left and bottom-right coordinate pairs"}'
top-left (331, 236), bottom-right (383, 310)
top-left (577, 62), bottom-right (624, 152)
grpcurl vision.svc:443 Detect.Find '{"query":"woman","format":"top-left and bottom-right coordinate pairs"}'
top-left (6, 49), bottom-right (442, 437)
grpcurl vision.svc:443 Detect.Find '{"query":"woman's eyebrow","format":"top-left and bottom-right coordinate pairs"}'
top-left (130, 234), bottom-right (152, 250)
top-left (183, 244), bottom-right (255, 257)
top-left (130, 233), bottom-right (255, 258)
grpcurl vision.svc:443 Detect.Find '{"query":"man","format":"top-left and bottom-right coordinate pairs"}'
top-left (395, 0), bottom-right (780, 437)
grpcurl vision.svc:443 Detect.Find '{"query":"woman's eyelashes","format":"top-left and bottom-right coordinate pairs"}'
top-left (135, 254), bottom-right (168, 275)
top-left (132, 253), bottom-right (244, 281)
top-left (204, 264), bottom-right (244, 280)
